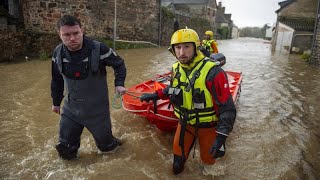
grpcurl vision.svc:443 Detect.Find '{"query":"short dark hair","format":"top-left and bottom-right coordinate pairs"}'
top-left (57, 15), bottom-right (81, 30)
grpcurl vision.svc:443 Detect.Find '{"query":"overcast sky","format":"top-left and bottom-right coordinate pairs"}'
top-left (218, 0), bottom-right (284, 28)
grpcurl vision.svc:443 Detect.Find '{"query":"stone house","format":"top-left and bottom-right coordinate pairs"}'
top-left (1, 0), bottom-right (161, 44)
top-left (272, 0), bottom-right (318, 53)
top-left (161, 0), bottom-right (218, 40)
top-left (265, 25), bottom-right (274, 40)
top-left (231, 23), bottom-right (239, 39)
top-left (22, 0), bottom-right (161, 44)
top-left (0, 0), bottom-right (231, 61)
top-left (0, 0), bottom-right (163, 61)
top-left (215, 2), bottom-right (237, 39)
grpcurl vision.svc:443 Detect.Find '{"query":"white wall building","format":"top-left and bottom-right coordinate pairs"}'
top-left (275, 22), bottom-right (294, 53)
top-left (265, 26), bottom-right (273, 40)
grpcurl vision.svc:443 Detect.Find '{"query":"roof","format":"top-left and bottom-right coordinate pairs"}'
top-left (161, 0), bottom-right (209, 5)
top-left (278, 16), bottom-right (315, 31)
top-left (225, 14), bottom-right (231, 21)
top-left (161, 2), bottom-right (172, 7)
top-left (275, 0), bottom-right (296, 13)
top-left (216, 13), bottom-right (232, 24)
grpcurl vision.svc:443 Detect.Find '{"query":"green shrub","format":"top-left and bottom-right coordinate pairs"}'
top-left (301, 52), bottom-right (311, 62)
top-left (39, 51), bottom-right (50, 61)
top-left (162, 7), bottom-right (175, 19)
top-left (217, 27), bottom-right (229, 39)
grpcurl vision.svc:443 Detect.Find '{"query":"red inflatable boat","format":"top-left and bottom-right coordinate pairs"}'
top-left (122, 71), bottom-right (242, 132)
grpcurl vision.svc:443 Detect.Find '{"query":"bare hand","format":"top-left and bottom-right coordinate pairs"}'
top-left (115, 86), bottom-right (127, 95)
top-left (52, 106), bottom-right (60, 114)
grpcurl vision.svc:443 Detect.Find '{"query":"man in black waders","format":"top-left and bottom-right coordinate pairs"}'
top-left (140, 28), bottom-right (236, 174)
top-left (51, 15), bottom-right (126, 160)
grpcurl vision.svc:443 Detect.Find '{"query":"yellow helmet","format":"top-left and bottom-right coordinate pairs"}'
top-left (169, 27), bottom-right (200, 56)
top-left (205, 30), bottom-right (214, 37)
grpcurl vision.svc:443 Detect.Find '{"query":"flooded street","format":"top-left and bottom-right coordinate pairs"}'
top-left (0, 38), bottom-right (319, 179)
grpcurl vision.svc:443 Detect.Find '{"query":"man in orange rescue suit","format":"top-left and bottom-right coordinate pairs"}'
top-left (139, 28), bottom-right (236, 174)
top-left (202, 30), bottom-right (218, 54)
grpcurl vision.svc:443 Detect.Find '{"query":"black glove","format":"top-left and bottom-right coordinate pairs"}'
top-left (210, 53), bottom-right (226, 66)
top-left (198, 46), bottom-right (210, 57)
top-left (140, 93), bottom-right (159, 103)
top-left (210, 53), bottom-right (225, 62)
top-left (209, 134), bottom-right (227, 159)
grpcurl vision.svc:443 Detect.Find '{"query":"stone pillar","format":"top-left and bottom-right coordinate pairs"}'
top-left (310, 1), bottom-right (320, 66)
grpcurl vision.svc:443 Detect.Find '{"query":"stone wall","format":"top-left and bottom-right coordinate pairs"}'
top-left (0, 31), bottom-right (29, 61)
top-left (160, 7), bottom-right (212, 46)
top-left (0, 30), bottom-right (61, 62)
top-left (1, 0), bottom-right (162, 62)
top-left (292, 33), bottom-right (314, 53)
top-left (279, 0), bottom-right (318, 18)
top-left (0, 0), bottom-right (214, 61)
top-left (22, 0), bottom-right (160, 43)
top-left (311, 24), bottom-right (320, 65)
top-left (310, 7), bottom-right (320, 65)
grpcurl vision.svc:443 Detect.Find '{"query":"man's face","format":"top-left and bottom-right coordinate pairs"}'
top-left (174, 42), bottom-right (195, 64)
top-left (205, 34), bottom-right (211, 40)
top-left (58, 25), bottom-right (84, 51)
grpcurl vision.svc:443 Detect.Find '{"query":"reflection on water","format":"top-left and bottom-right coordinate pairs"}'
top-left (0, 38), bottom-right (319, 179)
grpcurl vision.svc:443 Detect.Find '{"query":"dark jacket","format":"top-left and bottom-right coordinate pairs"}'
top-left (51, 36), bottom-right (126, 106)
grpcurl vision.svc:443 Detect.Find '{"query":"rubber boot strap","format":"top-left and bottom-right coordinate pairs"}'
top-left (192, 111), bottom-right (200, 158)
top-left (179, 108), bottom-right (187, 160)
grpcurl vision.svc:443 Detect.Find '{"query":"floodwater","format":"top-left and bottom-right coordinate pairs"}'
top-left (0, 38), bottom-right (319, 179)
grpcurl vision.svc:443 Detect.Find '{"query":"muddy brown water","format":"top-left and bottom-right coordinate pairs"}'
top-left (0, 38), bottom-right (319, 179)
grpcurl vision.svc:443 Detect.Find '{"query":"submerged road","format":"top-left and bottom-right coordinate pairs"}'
top-left (0, 37), bottom-right (319, 179)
